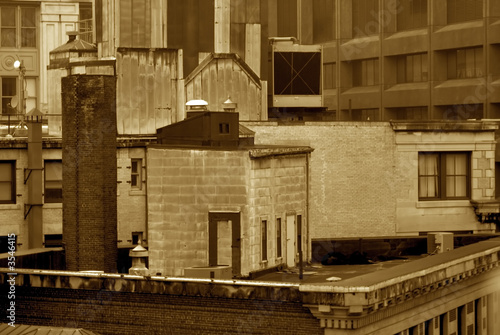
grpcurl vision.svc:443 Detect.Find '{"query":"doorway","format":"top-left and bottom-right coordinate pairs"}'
top-left (286, 214), bottom-right (296, 268)
top-left (208, 212), bottom-right (241, 277)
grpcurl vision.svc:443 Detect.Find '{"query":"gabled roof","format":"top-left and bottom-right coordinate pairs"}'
top-left (0, 324), bottom-right (100, 335)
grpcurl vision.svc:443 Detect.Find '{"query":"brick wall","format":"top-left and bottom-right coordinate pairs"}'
top-left (0, 283), bottom-right (321, 335)
top-left (245, 122), bottom-right (397, 239)
top-left (62, 75), bottom-right (117, 272)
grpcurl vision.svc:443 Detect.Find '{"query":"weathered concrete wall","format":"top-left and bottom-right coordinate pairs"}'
top-left (248, 154), bottom-right (309, 269)
top-left (243, 122), bottom-right (496, 238)
top-left (146, 147), bottom-right (309, 276)
top-left (147, 148), bottom-right (249, 276)
top-left (245, 122), bottom-right (398, 239)
top-left (116, 146), bottom-right (147, 248)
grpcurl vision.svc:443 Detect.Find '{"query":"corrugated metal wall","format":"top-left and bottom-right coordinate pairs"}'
top-left (185, 55), bottom-right (265, 121)
top-left (116, 49), bottom-right (183, 135)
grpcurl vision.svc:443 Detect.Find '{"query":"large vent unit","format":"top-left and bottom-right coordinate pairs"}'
top-left (270, 37), bottom-right (322, 108)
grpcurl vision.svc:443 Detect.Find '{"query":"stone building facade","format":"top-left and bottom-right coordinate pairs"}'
top-left (244, 121), bottom-right (498, 239)
top-left (147, 145), bottom-right (311, 277)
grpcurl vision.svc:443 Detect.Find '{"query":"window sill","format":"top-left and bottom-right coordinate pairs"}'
top-left (129, 190), bottom-right (146, 196)
top-left (416, 200), bottom-right (471, 209)
top-left (43, 203), bottom-right (62, 209)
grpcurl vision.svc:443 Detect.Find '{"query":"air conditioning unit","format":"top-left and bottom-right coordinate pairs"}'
top-left (184, 266), bottom-right (232, 279)
top-left (270, 37), bottom-right (322, 108)
top-left (427, 232), bottom-right (454, 254)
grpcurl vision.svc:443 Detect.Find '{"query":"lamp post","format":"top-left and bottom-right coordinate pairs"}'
top-left (13, 59), bottom-right (26, 115)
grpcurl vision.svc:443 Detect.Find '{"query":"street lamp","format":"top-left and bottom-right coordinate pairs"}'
top-left (13, 59), bottom-right (26, 115)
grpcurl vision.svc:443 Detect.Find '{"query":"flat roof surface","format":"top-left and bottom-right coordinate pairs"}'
top-left (256, 237), bottom-right (500, 287)
top-left (255, 256), bottom-right (421, 284)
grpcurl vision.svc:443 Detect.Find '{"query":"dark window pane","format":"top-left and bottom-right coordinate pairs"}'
top-left (1, 7), bottom-right (16, 27)
top-left (2, 78), bottom-right (17, 96)
top-left (21, 28), bottom-right (36, 47)
top-left (1, 29), bottom-right (16, 47)
top-left (21, 8), bottom-right (36, 27)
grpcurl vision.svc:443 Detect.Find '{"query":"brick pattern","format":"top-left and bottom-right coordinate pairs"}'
top-left (246, 122), bottom-right (397, 239)
top-left (62, 75), bottom-right (117, 272)
top-left (147, 148), bottom-right (308, 277)
top-left (0, 285), bottom-right (322, 335)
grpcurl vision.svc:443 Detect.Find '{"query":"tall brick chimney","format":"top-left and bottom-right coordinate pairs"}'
top-left (62, 75), bottom-right (117, 273)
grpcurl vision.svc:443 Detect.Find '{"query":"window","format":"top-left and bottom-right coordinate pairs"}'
top-left (313, 0), bottom-right (335, 43)
top-left (44, 160), bottom-right (62, 203)
top-left (418, 152), bottom-right (470, 200)
top-left (276, 218), bottom-right (282, 258)
top-left (1, 77), bottom-right (16, 115)
top-left (397, 53), bottom-right (428, 83)
top-left (397, 0), bottom-right (427, 31)
top-left (447, 47), bottom-right (483, 79)
top-left (131, 159), bottom-right (142, 190)
top-left (0, 235), bottom-right (16, 253)
top-left (0, 6), bottom-right (37, 48)
top-left (390, 107), bottom-right (428, 120)
top-left (352, 0), bottom-right (379, 37)
top-left (261, 220), bottom-right (267, 261)
top-left (323, 62), bottom-right (336, 89)
top-left (132, 232), bottom-right (143, 245)
top-left (0, 161), bottom-right (15, 204)
top-left (342, 108), bottom-right (380, 121)
top-left (353, 58), bottom-right (379, 86)
top-left (44, 234), bottom-right (62, 248)
top-left (219, 123), bottom-right (229, 134)
top-left (447, 0), bottom-right (482, 24)
top-left (79, 2), bottom-right (93, 44)
top-left (441, 104), bottom-right (483, 120)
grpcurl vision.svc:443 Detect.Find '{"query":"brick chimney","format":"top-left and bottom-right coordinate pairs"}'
top-left (62, 75), bottom-right (117, 273)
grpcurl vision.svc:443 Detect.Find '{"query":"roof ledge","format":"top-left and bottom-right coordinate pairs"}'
top-left (391, 120), bottom-right (499, 132)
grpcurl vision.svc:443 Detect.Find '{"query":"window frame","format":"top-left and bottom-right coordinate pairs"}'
top-left (0, 5), bottom-right (38, 49)
top-left (1, 77), bottom-right (17, 115)
top-left (447, 0), bottom-right (483, 24)
top-left (396, 0), bottom-right (428, 31)
top-left (44, 160), bottom-right (62, 204)
top-left (396, 53), bottom-right (428, 84)
top-left (261, 219), bottom-right (268, 261)
top-left (352, 58), bottom-right (379, 87)
top-left (0, 160), bottom-right (16, 204)
top-left (276, 218), bottom-right (282, 258)
top-left (418, 152), bottom-right (471, 201)
top-left (446, 47), bottom-right (483, 80)
top-left (130, 158), bottom-right (143, 190)
top-left (352, 0), bottom-right (379, 37)
top-left (323, 62), bottom-right (336, 90)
